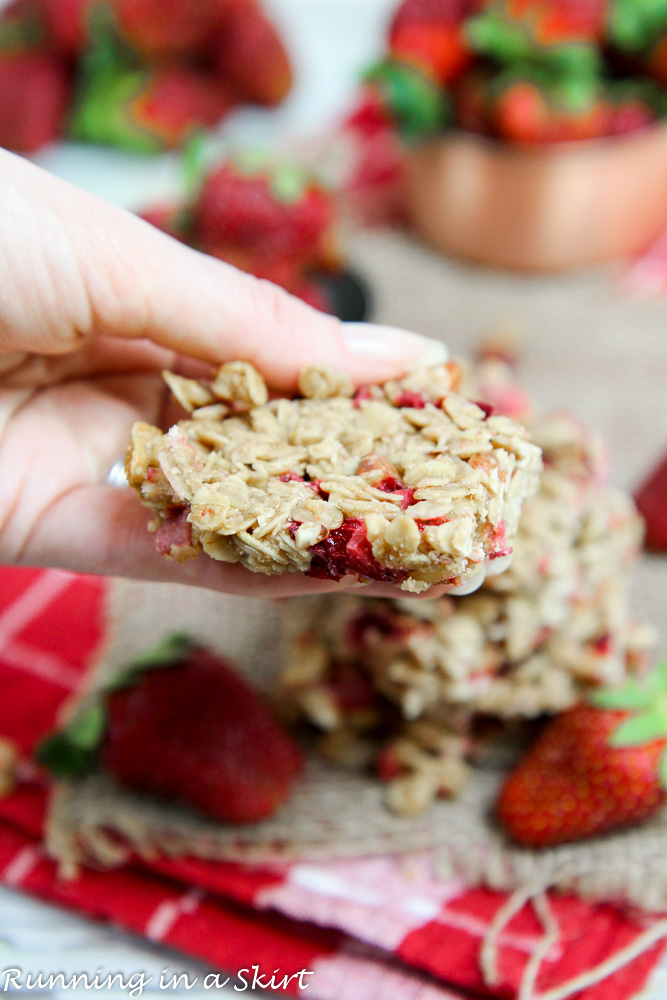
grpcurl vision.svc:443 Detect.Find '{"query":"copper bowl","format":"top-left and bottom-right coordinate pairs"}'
top-left (403, 123), bottom-right (667, 272)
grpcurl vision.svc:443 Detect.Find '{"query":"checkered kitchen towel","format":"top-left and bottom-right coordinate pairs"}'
top-left (0, 566), bottom-right (664, 1000)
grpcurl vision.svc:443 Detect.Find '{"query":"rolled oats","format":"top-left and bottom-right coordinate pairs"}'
top-left (282, 359), bottom-right (653, 815)
top-left (125, 361), bottom-right (542, 592)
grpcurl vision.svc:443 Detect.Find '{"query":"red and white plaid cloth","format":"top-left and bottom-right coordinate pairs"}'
top-left (0, 566), bottom-right (664, 1000)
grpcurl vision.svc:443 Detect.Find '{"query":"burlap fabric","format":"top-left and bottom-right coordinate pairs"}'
top-left (47, 231), bottom-right (667, 912)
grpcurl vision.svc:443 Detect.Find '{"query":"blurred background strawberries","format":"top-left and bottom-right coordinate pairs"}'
top-left (0, 0), bottom-right (293, 152)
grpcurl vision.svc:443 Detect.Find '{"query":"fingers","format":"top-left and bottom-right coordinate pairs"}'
top-left (0, 150), bottom-right (447, 390)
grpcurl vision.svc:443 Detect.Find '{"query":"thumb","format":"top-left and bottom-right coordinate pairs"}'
top-left (0, 150), bottom-right (446, 389)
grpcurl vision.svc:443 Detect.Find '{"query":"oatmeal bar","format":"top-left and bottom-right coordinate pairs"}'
top-left (125, 361), bottom-right (542, 593)
top-left (281, 366), bottom-right (653, 813)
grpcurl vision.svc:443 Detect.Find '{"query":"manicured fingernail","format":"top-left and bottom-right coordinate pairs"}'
top-left (343, 323), bottom-right (448, 367)
top-left (447, 564), bottom-right (486, 596)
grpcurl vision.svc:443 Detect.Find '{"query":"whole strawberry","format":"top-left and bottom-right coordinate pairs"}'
top-left (195, 159), bottom-right (336, 273)
top-left (38, 636), bottom-right (304, 824)
top-left (635, 452), bottom-right (667, 552)
top-left (498, 664), bottom-right (667, 847)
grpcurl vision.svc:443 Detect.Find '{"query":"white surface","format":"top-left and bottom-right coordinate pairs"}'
top-left (1, 0), bottom-right (666, 994)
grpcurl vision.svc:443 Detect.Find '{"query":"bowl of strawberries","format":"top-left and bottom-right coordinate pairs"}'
top-left (352, 0), bottom-right (667, 271)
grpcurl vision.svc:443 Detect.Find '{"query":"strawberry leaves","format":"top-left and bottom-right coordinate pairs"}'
top-left (598, 663), bottom-right (667, 789)
top-left (600, 663), bottom-right (667, 792)
top-left (593, 661), bottom-right (667, 711)
top-left (37, 699), bottom-right (107, 779)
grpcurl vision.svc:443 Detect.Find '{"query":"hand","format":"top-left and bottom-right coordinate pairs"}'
top-left (0, 149), bottom-right (450, 597)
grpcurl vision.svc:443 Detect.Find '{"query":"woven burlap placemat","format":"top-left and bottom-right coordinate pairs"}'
top-left (47, 231), bottom-right (667, 917)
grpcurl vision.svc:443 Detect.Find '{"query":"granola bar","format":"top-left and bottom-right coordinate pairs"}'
top-left (280, 362), bottom-right (653, 813)
top-left (125, 361), bottom-right (542, 593)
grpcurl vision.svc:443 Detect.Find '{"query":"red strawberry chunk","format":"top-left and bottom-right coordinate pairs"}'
top-left (393, 390), bottom-right (428, 408)
top-left (376, 744), bottom-right (406, 782)
top-left (154, 507), bottom-right (192, 556)
top-left (486, 520), bottom-right (512, 560)
top-left (306, 518), bottom-right (406, 584)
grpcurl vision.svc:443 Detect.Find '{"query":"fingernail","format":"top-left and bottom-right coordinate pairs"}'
top-left (343, 323), bottom-right (448, 368)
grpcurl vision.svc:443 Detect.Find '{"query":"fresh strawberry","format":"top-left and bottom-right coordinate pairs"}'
top-left (498, 665), bottom-right (667, 846)
top-left (389, 0), bottom-right (479, 84)
top-left (0, 50), bottom-right (72, 151)
top-left (635, 452), bottom-right (667, 552)
top-left (195, 159), bottom-right (336, 272)
top-left (70, 60), bottom-right (234, 152)
top-left (38, 636), bottom-right (304, 824)
top-left (211, 0), bottom-right (292, 106)
top-left (112, 0), bottom-right (222, 57)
